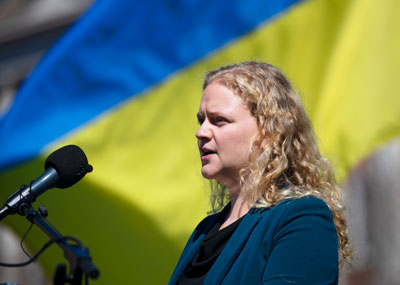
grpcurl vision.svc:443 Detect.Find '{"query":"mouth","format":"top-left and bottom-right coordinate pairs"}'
top-left (200, 149), bottom-right (215, 159)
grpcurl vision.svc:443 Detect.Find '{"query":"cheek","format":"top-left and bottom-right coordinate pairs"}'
top-left (231, 127), bottom-right (259, 157)
top-left (218, 129), bottom-right (254, 155)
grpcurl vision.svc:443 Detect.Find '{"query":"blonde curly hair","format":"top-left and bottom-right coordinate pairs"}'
top-left (203, 61), bottom-right (352, 264)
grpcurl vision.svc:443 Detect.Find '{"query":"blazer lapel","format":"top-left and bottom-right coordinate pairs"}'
top-left (169, 230), bottom-right (206, 284)
top-left (170, 205), bottom-right (231, 284)
top-left (204, 209), bottom-right (262, 284)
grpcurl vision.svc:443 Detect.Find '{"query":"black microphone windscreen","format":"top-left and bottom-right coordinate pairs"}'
top-left (45, 145), bottom-right (93, 189)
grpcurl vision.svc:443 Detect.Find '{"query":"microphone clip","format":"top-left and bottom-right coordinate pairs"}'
top-left (3, 184), bottom-right (36, 217)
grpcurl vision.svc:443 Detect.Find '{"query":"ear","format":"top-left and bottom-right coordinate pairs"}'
top-left (253, 133), bottom-right (267, 152)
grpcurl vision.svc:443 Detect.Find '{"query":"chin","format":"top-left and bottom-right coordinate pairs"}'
top-left (201, 171), bottom-right (215, 180)
top-left (201, 165), bottom-right (219, 180)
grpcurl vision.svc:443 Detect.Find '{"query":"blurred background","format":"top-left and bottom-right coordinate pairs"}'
top-left (0, 0), bottom-right (399, 284)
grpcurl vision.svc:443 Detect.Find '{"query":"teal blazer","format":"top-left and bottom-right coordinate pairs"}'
top-left (169, 196), bottom-right (338, 284)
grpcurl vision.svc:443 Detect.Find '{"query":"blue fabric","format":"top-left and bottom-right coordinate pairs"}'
top-left (0, 0), bottom-right (302, 171)
top-left (169, 196), bottom-right (338, 284)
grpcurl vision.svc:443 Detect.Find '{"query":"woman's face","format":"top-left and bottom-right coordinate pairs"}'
top-left (196, 82), bottom-right (259, 189)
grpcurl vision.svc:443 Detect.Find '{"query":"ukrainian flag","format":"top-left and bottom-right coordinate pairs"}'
top-left (1, 0), bottom-right (400, 283)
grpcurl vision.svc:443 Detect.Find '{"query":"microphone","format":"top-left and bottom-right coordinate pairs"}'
top-left (0, 145), bottom-right (93, 221)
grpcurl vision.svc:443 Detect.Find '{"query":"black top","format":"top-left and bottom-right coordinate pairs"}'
top-left (178, 214), bottom-right (244, 285)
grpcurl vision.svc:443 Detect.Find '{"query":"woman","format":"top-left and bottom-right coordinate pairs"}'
top-left (170, 62), bottom-right (352, 284)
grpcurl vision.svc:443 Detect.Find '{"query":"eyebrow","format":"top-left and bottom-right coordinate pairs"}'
top-left (197, 110), bottom-right (227, 118)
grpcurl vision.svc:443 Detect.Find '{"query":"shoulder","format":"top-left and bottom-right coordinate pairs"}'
top-left (252, 196), bottom-right (337, 244)
top-left (253, 197), bottom-right (339, 283)
top-left (255, 195), bottom-right (333, 221)
top-left (276, 195), bottom-right (330, 210)
top-left (275, 196), bottom-right (335, 231)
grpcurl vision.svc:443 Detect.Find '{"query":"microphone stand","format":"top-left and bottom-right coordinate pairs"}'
top-left (21, 204), bottom-right (100, 285)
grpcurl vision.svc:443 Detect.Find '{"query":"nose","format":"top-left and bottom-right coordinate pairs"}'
top-left (196, 120), bottom-right (212, 140)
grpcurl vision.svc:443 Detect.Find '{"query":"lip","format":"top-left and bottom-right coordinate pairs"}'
top-left (201, 153), bottom-right (215, 161)
top-left (200, 147), bottom-right (216, 160)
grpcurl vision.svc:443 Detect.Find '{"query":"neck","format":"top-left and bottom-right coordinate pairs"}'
top-left (229, 192), bottom-right (250, 220)
top-left (219, 187), bottom-right (250, 230)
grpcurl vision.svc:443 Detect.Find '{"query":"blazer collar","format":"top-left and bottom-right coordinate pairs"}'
top-left (204, 208), bottom-right (263, 284)
top-left (169, 204), bottom-right (231, 284)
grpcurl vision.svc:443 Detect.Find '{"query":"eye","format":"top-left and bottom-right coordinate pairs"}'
top-left (213, 116), bottom-right (228, 126)
top-left (197, 116), bottom-right (204, 125)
